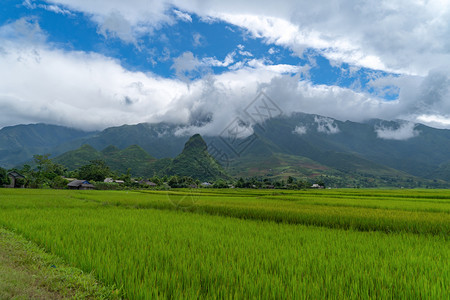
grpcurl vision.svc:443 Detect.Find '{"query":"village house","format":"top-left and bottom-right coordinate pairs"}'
top-left (139, 180), bottom-right (157, 187)
top-left (67, 180), bottom-right (95, 190)
top-left (6, 171), bottom-right (25, 188)
top-left (104, 178), bottom-right (125, 184)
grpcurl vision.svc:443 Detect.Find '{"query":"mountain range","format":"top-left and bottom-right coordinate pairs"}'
top-left (1, 112), bottom-right (449, 187)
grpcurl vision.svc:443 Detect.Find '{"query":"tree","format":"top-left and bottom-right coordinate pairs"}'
top-left (167, 175), bottom-right (180, 188)
top-left (78, 160), bottom-right (111, 182)
top-left (20, 154), bottom-right (67, 188)
top-left (235, 177), bottom-right (245, 188)
top-left (0, 167), bottom-right (10, 186)
top-left (149, 176), bottom-right (162, 185)
top-left (213, 179), bottom-right (228, 188)
top-left (287, 176), bottom-right (295, 184)
top-left (33, 154), bottom-right (65, 179)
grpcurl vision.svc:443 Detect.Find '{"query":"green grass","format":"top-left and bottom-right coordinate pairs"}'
top-left (0, 188), bottom-right (448, 298)
top-left (29, 188), bottom-right (447, 235)
top-left (0, 227), bottom-right (121, 299)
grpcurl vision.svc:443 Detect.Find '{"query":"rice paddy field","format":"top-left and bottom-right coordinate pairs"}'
top-left (0, 188), bottom-right (448, 298)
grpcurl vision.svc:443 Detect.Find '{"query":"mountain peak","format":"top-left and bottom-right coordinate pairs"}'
top-left (182, 134), bottom-right (207, 154)
top-left (166, 134), bottom-right (229, 181)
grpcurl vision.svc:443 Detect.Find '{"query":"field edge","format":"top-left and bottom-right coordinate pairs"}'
top-left (0, 226), bottom-right (122, 299)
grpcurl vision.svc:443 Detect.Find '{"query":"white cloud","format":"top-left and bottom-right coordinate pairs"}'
top-left (268, 47), bottom-right (278, 55)
top-left (0, 18), bottom-right (47, 44)
top-left (192, 32), bottom-right (204, 47)
top-left (416, 115), bottom-right (450, 129)
top-left (0, 41), bottom-right (189, 130)
top-left (293, 126), bottom-right (307, 135)
top-left (0, 29), bottom-right (302, 132)
top-left (41, 0), bottom-right (450, 77)
top-left (44, 0), bottom-right (173, 42)
top-left (375, 122), bottom-right (420, 140)
top-left (171, 51), bottom-right (203, 81)
top-left (22, 0), bottom-right (36, 9)
top-left (173, 9), bottom-right (192, 22)
top-left (3, 28), bottom-right (450, 133)
top-left (39, 4), bottom-right (74, 15)
top-left (3, 8), bottom-right (450, 132)
top-left (97, 10), bottom-right (136, 44)
top-left (314, 116), bottom-right (340, 134)
top-left (171, 50), bottom-right (300, 82)
top-left (239, 50), bottom-right (253, 57)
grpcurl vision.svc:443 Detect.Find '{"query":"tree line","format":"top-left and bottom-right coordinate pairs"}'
top-left (1, 154), bottom-right (328, 190)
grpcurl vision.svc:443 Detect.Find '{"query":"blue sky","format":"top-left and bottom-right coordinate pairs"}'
top-left (2, 0), bottom-right (389, 90)
top-left (1, 0), bottom-right (450, 135)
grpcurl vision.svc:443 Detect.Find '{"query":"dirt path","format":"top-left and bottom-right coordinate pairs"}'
top-left (0, 227), bottom-right (121, 299)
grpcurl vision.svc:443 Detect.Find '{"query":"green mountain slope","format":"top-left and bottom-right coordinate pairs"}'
top-left (250, 114), bottom-right (450, 180)
top-left (165, 134), bottom-right (230, 181)
top-left (2, 111), bottom-right (450, 186)
top-left (0, 124), bottom-right (95, 168)
top-left (84, 123), bottom-right (187, 158)
top-left (104, 145), bottom-right (157, 175)
top-left (54, 135), bottom-right (229, 180)
top-left (54, 144), bottom-right (158, 177)
top-left (53, 144), bottom-right (102, 170)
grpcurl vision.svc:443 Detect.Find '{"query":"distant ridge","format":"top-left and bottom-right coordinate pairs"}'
top-left (2, 111), bottom-right (450, 187)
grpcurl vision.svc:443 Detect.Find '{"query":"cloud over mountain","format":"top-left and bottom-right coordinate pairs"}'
top-left (1, 1), bottom-right (450, 131)
top-left (375, 122), bottom-right (419, 141)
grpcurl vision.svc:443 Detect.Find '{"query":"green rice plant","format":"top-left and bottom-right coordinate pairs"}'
top-left (70, 188), bottom-right (450, 235)
top-left (0, 198), bottom-right (447, 298)
top-left (0, 189), bottom-right (448, 298)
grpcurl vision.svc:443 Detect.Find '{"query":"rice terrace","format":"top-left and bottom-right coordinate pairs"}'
top-left (0, 188), bottom-right (448, 298)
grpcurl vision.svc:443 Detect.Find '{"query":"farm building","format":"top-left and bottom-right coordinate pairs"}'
top-left (140, 180), bottom-right (157, 187)
top-left (6, 171), bottom-right (25, 188)
top-left (104, 178), bottom-right (125, 184)
top-left (311, 183), bottom-right (325, 189)
top-left (67, 180), bottom-right (95, 190)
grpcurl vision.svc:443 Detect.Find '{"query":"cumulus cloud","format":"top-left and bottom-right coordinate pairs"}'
top-left (44, 0), bottom-right (450, 76)
top-left (171, 51), bottom-right (203, 81)
top-left (2, 29), bottom-right (449, 133)
top-left (44, 0), bottom-right (172, 43)
top-left (97, 10), bottom-right (136, 43)
top-left (0, 17), bottom-right (47, 44)
top-left (2, 6), bottom-right (450, 132)
top-left (35, 2), bottom-right (450, 130)
top-left (375, 122), bottom-right (420, 140)
top-left (0, 39), bottom-right (189, 130)
top-left (0, 27), bottom-right (303, 132)
top-left (171, 50), bottom-right (299, 83)
top-left (314, 116), bottom-right (340, 134)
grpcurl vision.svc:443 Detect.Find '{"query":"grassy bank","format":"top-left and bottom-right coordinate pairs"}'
top-left (0, 227), bottom-right (121, 299)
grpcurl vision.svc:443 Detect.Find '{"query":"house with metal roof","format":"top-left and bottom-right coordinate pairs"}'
top-left (67, 179), bottom-right (95, 190)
